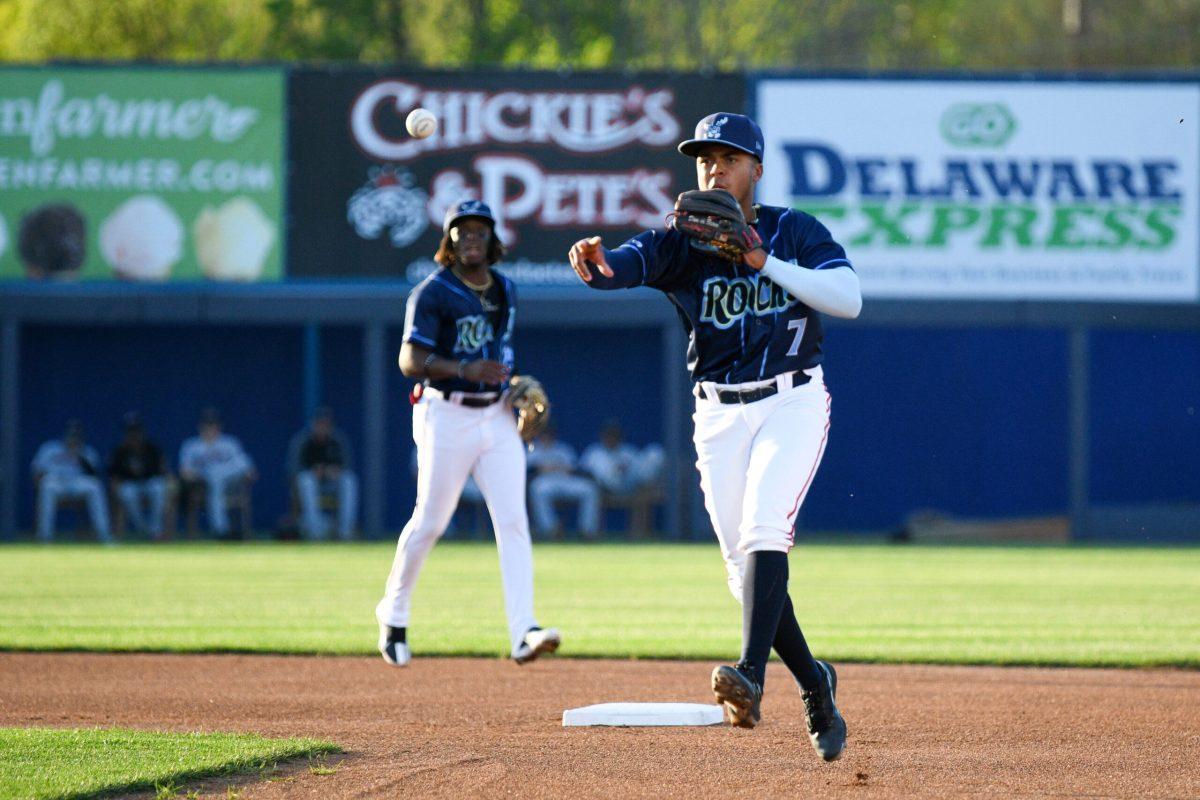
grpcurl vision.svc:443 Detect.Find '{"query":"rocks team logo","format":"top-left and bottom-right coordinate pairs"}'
top-left (454, 314), bottom-right (495, 353)
top-left (699, 274), bottom-right (797, 329)
top-left (347, 166), bottom-right (429, 248)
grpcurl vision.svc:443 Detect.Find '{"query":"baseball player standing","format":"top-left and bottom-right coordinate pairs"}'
top-left (376, 200), bottom-right (560, 667)
top-left (568, 113), bottom-right (860, 761)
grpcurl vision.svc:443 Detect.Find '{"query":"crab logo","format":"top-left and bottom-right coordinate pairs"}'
top-left (705, 116), bottom-right (729, 139)
top-left (347, 167), bottom-right (430, 248)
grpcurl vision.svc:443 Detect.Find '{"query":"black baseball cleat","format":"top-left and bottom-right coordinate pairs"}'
top-left (711, 664), bottom-right (762, 729)
top-left (801, 660), bottom-right (847, 761)
top-left (378, 625), bottom-right (411, 667)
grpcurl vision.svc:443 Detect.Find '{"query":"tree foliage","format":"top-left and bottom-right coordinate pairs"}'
top-left (0, 0), bottom-right (1196, 69)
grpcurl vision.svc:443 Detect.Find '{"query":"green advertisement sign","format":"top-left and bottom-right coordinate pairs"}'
top-left (0, 67), bottom-right (284, 282)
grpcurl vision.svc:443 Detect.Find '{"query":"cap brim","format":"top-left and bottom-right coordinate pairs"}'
top-left (677, 139), bottom-right (760, 159)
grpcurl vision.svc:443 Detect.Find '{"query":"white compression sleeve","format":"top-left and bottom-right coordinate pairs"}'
top-left (759, 255), bottom-right (863, 319)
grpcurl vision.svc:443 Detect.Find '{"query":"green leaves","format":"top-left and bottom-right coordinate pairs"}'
top-left (1, 0), bottom-right (1197, 69)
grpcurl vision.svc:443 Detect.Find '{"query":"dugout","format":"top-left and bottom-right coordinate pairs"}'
top-left (2, 286), bottom-right (1199, 542)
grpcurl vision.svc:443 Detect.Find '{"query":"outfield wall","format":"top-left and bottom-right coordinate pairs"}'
top-left (2, 66), bottom-right (1198, 540)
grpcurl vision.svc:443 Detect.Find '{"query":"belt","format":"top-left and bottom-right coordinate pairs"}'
top-left (457, 395), bottom-right (500, 408)
top-left (697, 370), bottom-right (811, 405)
top-left (424, 387), bottom-right (502, 408)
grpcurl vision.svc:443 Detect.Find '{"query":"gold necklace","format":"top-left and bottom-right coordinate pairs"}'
top-left (455, 268), bottom-right (493, 294)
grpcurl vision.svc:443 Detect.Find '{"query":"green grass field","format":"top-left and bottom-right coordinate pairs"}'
top-left (0, 727), bottom-right (337, 800)
top-left (1, 542), bottom-right (1197, 667)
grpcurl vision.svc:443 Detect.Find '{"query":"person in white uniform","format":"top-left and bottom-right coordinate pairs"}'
top-left (569, 113), bottom-right (861, 761)
top-left (376, 199), bottom-right (560, 667)
top-left (527, 425), bottom-right (601, 539)
top-left (178, 408), bottom-right (256, 538)
top-left (579, 420), bottom-right (665, 496)
top-left (32, 420), bottom-right (112, 543)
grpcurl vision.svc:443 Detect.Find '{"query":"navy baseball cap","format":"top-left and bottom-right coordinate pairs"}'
top-left (442, 199), bottom-right (496, 233)
top-left (678, 113), bottom-right (764, 161)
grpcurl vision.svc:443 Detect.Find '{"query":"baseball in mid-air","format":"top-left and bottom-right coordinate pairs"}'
top-left (406, 108), bottom-right (438, 139)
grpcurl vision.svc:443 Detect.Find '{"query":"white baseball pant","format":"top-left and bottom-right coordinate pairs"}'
top-left (693, 366), bottom-right (831, 601)
top-left (376, 395), bottom-right (539, 654)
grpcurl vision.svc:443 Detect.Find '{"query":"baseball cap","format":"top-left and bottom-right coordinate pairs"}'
top-left (442, 200), bottom-right (496, 233)
top-left (677, 113), bottom-right (765, 161)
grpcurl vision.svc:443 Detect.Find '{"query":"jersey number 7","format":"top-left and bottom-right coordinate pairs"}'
top-left (786, 318), bottom-right (807, 357)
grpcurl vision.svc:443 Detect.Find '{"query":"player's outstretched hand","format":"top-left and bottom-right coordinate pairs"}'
top-left (568, 236), bottom-right (613, 282)
top-left (463, 359), bottom-right (510, 385)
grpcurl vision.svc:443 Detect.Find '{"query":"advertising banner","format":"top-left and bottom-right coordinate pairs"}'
top-left (288, 69), bottom-right (744, 285)
top-left (0, 67), bottom-right (285, 282)
top-left (756, 79), bottom-right (1200, 302)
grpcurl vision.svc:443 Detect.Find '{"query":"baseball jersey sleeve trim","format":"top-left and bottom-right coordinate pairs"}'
top-left (812, 257), bottom-right (852, 271)
top-left (405, 331), bottom-right (437, 347)
top-left (618, 241), bottom-right (649, 284)
top-left (761, 255), bottom-right (862, 319)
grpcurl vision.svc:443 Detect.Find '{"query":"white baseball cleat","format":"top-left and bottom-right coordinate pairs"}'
top-left (378, 625), bottom-right (411, 667)
top-left (512, 627), bottom-right (561, 665)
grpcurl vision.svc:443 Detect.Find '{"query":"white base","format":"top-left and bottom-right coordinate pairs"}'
top-left (562, 702), bottom-right (725, 727)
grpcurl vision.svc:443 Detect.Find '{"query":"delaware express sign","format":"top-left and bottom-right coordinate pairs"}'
top-left (757, 79), bottom-right (1200, 302)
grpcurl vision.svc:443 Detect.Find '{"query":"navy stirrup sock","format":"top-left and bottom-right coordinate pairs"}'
top-left (773, 596), bottom-right (823, 691)
top-left (739, 550), bottom-right (791, 688)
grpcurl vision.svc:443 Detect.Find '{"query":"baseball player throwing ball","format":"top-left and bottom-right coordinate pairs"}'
top-left (377, 199), bottom-right (559, 668)
top-left (569, 113), bottom-right (860, 761)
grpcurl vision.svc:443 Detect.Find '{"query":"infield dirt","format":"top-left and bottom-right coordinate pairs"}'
top-left (2, 653), bottom-right (1197, 799)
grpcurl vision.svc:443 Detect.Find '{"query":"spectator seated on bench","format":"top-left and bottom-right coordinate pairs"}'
top-left (286, 407), bottom-right (359, 541)
top-left (31, 420), bottom-right (112, 544)
top-left (108, 411), bottom-right (175, 541)
top-left (178, 408), bottom-right (256, 539)
top-left (580, 420), bottom-right (666, 539)
top-left (527, 425), bottom-right (600, 540)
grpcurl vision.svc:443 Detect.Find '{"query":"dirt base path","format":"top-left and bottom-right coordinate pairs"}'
top-left (2, 654), bottom-right (1198, 799)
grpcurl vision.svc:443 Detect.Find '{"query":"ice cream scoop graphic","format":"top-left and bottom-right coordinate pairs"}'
top-left (194, 197), bottom-right (276, 281)
top-left (99, 195), bottom-right (183, 281)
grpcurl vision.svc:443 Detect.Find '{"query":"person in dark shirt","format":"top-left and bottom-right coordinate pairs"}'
top-left (108, 412), bottom-right (169, 539)
top-left (293, 407), bottom-right (358, 540)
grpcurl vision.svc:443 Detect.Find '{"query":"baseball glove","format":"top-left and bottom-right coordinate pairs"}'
top-left (668, 189), bottom-right (763, 261)
top-left (508, 375), bottom-right (550, 443)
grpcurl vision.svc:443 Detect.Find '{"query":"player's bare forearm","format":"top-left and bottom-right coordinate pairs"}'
top-left (399, 342), bottom-right (508, 383)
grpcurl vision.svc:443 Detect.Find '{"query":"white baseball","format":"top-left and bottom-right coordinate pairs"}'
top-left (406, 108), bottom-right (437, 139)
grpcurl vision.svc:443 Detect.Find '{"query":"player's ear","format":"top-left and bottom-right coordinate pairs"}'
top-left (752, 160), bottom-right (763, 184)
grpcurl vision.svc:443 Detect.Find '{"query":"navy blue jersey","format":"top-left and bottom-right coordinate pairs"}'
top-left (589, 204), bottom-right (852, 384)
top-left (403, 267), bottom-right (516, 394)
